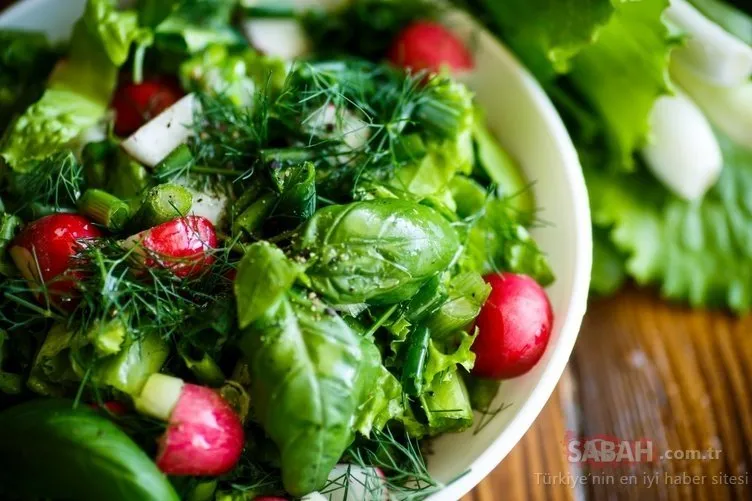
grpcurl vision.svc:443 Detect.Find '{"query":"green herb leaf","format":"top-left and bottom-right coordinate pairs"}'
top-left (297, 199), bottom-right (461, 304)
top-left (234, 242), bottom-right (300, 328)
top-left (240, 292), bottom-right (383, 496)
top-left (590, 130), bottom-right (752, 312)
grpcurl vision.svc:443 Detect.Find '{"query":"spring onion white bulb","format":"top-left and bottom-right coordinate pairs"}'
top-left (641, 90), bottom-right (723, 201)
top-left (666, 0), bottom-right (752, 86)
top-left (671, 61), bottom-right (752, 149)
top-left (243, 19), bottom-right (311, 60)
top-left (121, 93), bottom-right (199, 168)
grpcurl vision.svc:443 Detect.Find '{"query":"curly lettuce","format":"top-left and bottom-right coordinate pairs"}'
top-left (1, 0), bottom-right (146, 171)
top-left (589, 131), bottom-right (752, 312)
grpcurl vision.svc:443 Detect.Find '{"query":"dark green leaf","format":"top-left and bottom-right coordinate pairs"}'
top-left (240, 293), bottom-right (383, 496)
top-left (297, 199), bottom-right (461, 304)
top-left (234, 242), bottom-right (300, 328)
top-left (0, 399), bottom-right (179, 501)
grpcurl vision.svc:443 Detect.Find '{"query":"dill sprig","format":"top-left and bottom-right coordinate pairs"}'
top-left (338, 427), bottom-right (444, 501)
top-left (189, 59), bottom-right (460, 203)
top-left (7, 150), bottom-right (84, 214)
top-left (68, 238), bottom-right (236, 343)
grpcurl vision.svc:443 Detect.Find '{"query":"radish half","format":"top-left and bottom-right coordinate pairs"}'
top-left (122, 216), bottom-right (217, 278)
top-left (121, 93), bottom-right (199, 168)
top-left (135, 374), bottom-right (245, 476)
top-left (9, 214), bottom-right (102, 308)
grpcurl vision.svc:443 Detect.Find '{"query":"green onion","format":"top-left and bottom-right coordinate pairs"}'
top-left (234, 193), bottom-right (276, 235)
top-left (392, 133), bottom-right (427, 163)
top-left (134, 184), bottom-right (193, 230)
top-left (154, 144), bottom-right (195, 182)
top-left (259, 147), bottom-right (317, 165)
top-left (79, 189), bottom-right (131, 231)
top-left (414, 98), bottom-right (463, 139)
top-left (401, 326), bottom-right (431, 397)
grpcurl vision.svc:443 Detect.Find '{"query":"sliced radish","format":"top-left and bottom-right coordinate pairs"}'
top-left (323, 464), bottom-right (389, 501)
top-left (9, 214), bottom-right (102, 307)
top-left (122, 216), bottom-right (217, 278)
top-left (388, 21), bottom-right (473, 75)
top-left (135, 373), bottom-right (245, 477)
top-left (641, 91), bottom-right (723, 201)
top-left (666, 0), bottom-right (752, 86)
top-left (112, 77), bottom-right (185, 137)
top-left (243, 19), bottom-right (311, 60)
top-left (121, 93), bottom-right (199, 168)
top-left (472, 273), bottom-right (553, 379)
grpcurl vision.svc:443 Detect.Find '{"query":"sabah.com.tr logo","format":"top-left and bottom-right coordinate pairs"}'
top-left (563, 432), bottom-right (722, 468)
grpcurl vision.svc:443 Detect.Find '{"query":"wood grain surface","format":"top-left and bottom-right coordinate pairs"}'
top-left (466, 286), bottom-right (752, 501)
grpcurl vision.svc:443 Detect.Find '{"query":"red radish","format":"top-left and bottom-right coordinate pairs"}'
top-left (388, 21), bottom-right (473, 74)
top-left (123, 216), bottom-right (217, 278)
top-left (472, 273), bottom-right (553, 379)
top-left (9, 214), bottom-right (101, 307)
top-left (135, 374), bottom-right (245, 477)
top-left (89, 401), bottom-right (128, 415)
top-left (112, 77), bottom-right (184, 136)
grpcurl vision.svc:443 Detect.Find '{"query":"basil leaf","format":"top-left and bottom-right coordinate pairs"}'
top-left (297, 199), bottom-right (460, 304)
top-left (240, 293), bottom-right (381, 496)
top-left (235, 242), bottom-right (300, 329)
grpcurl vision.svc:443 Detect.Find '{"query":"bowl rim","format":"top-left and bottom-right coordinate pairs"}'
top-left (0, 2), bottom-right (593, 499)
top-left (428, 12), bottom-right (592, 501)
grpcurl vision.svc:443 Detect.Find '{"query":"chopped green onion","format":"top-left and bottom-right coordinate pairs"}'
top-left (401, 326), bottom-right (431, 397)
top-left (154, 144), bottom-right (195, 182)
top-left (234, 192), bottom-right (276, 235)
top-left (78, 189), bottom-right (131, 231)
top-left (259, 147), bottom-right (317, 165)
top-left (467, 376), bottom-right (501, 410)
top-left (178, 342), bottom-right (226, 387)
top-left (392, 133), bottom-right (427, 163)
top-left (134, 184), bottom-right (193, 229)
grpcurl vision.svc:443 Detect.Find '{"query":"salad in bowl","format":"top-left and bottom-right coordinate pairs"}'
top-left (0, 0), bottom-right (587, 500)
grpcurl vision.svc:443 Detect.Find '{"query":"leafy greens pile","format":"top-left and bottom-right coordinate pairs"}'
top-left (0, 0), bottom-right (553, 499)
top-left (460, 0), bottom-right (752, 312)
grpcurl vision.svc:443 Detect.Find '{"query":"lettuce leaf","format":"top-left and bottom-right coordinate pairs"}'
top-left (567, 0), bottom-right (677, 171)
top-left (154, 0), bottom-right (243, 54)
top-left (1, 0), bottom-right (144, 171)
top-left (456, 0), bottom-right (614, 80)
top-left (589, 131), bottom-right (752, 312)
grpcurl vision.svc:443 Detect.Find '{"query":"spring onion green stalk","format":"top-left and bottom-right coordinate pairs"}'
top-left (671, 60), bottom-right (752, 149)
top-left (401, 326), bottom-right (431, 397)
top-left (134, 184), bottom-right (193, 229)
top-left (234, 193), bottom-right (276, 234)
top-left (641, 90), bottom-right (722, 201)
top-left (78, 189), bottom-right (131, 231)
top-left (154, 144), bottom-right (194, 182)
top-left (665, 0), bottom-right (752, 86)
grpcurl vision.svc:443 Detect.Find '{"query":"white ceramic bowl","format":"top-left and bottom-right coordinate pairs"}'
top-left (0, 2), bottom-right (592, 499)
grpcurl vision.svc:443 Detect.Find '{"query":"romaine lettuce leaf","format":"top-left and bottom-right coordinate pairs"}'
top-left (589, 130), bottom-right (752, 312)
top-left (153, 0), bottom-right (244, 54)
top-left (1, 0), bottom-right (145, 171)
top-left (568, 0), bottom-right (677, 171)
top-left (456, 0), bottom-right (614, 80)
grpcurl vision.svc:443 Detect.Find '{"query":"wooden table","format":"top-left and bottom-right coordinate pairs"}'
top-left (466, 286), bottom-right (752, 501)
